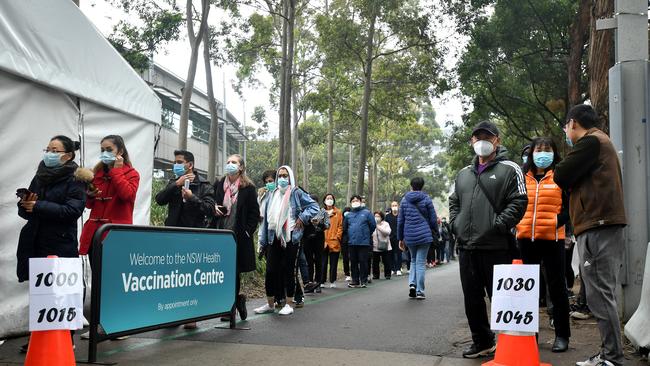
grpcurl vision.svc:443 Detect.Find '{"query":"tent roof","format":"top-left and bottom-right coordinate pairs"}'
top-left (0, 0), bottom-right (160, 124)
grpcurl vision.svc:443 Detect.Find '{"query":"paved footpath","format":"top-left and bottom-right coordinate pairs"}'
top-left (0, 261), bottom-right (645, 365)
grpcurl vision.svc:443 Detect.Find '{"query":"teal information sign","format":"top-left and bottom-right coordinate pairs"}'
top-left (99, 229), bottom-right (236, 334)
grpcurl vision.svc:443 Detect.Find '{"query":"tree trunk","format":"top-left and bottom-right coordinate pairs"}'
top-left (372, 156), bottom-right (378, 210)
top-left (567, 0), bottom-right (591, 108)
top-left (178, 0), bottom-right (210, 150)
top-left (355, 10), bottom-right (377, 196)
top-left (282, 0), bottom-right (296, 166)
top-left (346, 144), bottom-right (353, 204)
top-left (327, 104), bottom-right (334, 193)
top-left (291, 85), bottom-right (299, 170)
top-left (277, 0), bottom-right (289, 166)
top-left (205, 29), bottom-right (219, 182)
top-left (367, 154), bottom-right (374, 211)
top-left (588, 0), bottom-right (614, 132)
top-left (301, 145), bottom-right (309, 190)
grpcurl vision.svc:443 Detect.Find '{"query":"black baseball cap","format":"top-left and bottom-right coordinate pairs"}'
top-left (471, 121), bottom-right (499, 137)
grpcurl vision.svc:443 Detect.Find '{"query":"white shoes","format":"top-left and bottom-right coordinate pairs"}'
top-left (254, 303), bottom-right (274, 314)
top-left (345, 276), bottom-right (351, 282)
top-left (396, 270), bottom-right (403, 276)
top-left (329, 283), bottom-right (336, 288)
top-left (320, 283), bottom-right (325, 288)
top-left (391, 271), bottom-right (396, 275)
top-left (278, 304), bottom-right (294, 316)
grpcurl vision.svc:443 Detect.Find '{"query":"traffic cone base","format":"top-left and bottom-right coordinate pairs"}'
top-left (24, 329), bottom-right (76, 366)
top-left (482, 333), bottom-right (551, 366)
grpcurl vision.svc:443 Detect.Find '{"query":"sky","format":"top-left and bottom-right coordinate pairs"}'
top-left (79, 0), bottom-right (468, 138)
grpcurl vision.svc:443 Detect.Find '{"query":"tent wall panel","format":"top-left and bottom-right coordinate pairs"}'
top-left (0, 71), bottom-right (79, 337)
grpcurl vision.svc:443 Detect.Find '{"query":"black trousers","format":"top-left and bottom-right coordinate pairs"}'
top-left (565, 241), bottom-right (575, 289)
top-left (459, 249), bottom-right (511, 346)
top-left (303, 234), bottom-right (324, 283)
top-left (520, 239), bottom-right (571, 338)
top-left (321, 248), bottom-right (340, 283)
top-left (428, 242), bottom-right (437, 263)
top-left (341, 241), bottom-right (350, 276)
top-left (349, 245), bottom-right (370, 285)
top-left (372, 251), bottom-right (391, 279)
top-left (265, 238), bottom-right (299, 299)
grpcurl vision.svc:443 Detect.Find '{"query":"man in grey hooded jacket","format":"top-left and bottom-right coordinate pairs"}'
top-left (449, 121), bottom-right (528, 359)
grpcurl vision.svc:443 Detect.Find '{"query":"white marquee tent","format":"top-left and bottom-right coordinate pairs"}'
top-left (0, 0), bottom-right (161, 337)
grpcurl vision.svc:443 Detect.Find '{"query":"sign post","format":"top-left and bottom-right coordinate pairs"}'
top-left (490, 263), bottom-right (540, 333)
top-left (87, 225), bottom-right (238, 364)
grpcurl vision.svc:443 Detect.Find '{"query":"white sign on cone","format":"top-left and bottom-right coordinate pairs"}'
top-left (29, 258), bottom-right (83, 331)
top-left (490, 264), bottom-right (540, 333)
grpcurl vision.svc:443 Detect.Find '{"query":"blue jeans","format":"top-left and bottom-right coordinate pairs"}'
top-left (407, 243), bottom-right (431, 293)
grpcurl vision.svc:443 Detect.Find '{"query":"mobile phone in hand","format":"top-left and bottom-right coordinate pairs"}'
top-left (16, 188), bottom-right (32, 200)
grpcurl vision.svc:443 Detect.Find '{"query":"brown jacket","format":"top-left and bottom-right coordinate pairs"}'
top-left (554, 128), bottom-right (627, 236)
top-left (324, 207), bottom-right (343, 252)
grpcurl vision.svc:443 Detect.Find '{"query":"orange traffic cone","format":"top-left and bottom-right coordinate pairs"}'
top-left (24, 329), bottom-right (75, 366)
top-left (482, 333), bottom-right (551, 366)
top-left (483, 259), bottom-right (551, 366)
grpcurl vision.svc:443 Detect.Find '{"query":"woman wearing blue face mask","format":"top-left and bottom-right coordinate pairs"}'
top-left (212, 154), bottom-right (259, 321)
top-left (516, 137), bottom-right (571, 353)
top-left (80, 135), bottom-right (139, 259)
top-left (17, 135), bottom-right (92, 282)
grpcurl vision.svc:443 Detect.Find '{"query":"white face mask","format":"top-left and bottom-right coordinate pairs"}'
top-left (325, 199), bottom-right (334, 207)
top-left (391, 206), bottom-right (398, 213)
top-left (351, 202), bottom-right (361, 209)
top-left (473, 140), bottom-right (495, 157)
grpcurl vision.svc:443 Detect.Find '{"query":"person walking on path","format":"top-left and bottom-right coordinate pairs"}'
top-left (516, 137), bottom-right (571, 352)
top-left (343, 195), bottom-right (376, 288)
top-left (322, 194), bottom-right (343, 288)
top-left (397, 177), bottom-right (439, 300)
top-left (554, 105), bottom-right (627, 366)
top-left (213, 154), bottom-right (260, 321)
top-left (372, 211), bottom-right (392, 280)
top-left (449, 121), bottom-right (527, 359)
top-left (256, 166), bottom-right (319, 316)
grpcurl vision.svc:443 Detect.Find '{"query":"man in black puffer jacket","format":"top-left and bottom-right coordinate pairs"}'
top-left (449, 121), bottom-right (527, 359)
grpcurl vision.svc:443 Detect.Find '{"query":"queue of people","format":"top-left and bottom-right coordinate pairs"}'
top-left (15, 103), bottom-right (626, 365)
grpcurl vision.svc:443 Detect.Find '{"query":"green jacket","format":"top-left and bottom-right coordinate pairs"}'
top-left (449, 147), bottom-right (528, 251)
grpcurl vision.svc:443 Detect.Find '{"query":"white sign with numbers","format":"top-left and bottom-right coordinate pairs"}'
top-left (29, 258), bottom-right (83, 331)
top-left (490, 264), bottom-right (539, 333)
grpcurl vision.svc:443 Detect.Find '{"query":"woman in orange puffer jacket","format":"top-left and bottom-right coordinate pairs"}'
top-left (516, 137), bottom-right (570, 353)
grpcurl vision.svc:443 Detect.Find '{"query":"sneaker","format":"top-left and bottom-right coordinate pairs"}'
top-left (80, 331), bottom-right (90, 340)
top-left (570, 310), bottom-right (592, 320)
top-left (278, 304), bottom-right (294, 316)
top-left (462, 343), bottom-right (496, 359)
top-left (294, 300), bottom-right (304, 308)
top-left (254, 303), bottom-right (274, 314)
top-left (329, 283), bottom-right (337, 288)
top-left (409, 285), bottom-right (416, 298)
top-left (348, 282), bottom-right (360, 288)
top-left (360, 283), bottom-right (367, 288)
top-left (345, 276), bottom-right (352, 282)
top-left (576, 353), bottom-right (604, 366)
top-left (396, 270), bottom-right (402, 276)
top-left (315, 287), bottom-right (321, 293)
top-left (416, 292), bottom-right (426, 299)
top-left (391, 271), bottom-right (396, 275)
top-left (367, 277), bottom-right (372, 284)
top-left (320, 283), bottom-right (325, 288)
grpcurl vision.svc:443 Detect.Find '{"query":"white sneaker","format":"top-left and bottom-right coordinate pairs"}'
top-left (329, 283), bottom-right (337, 288)
top-left (391, 271), bottom-right (396, 275)
top-left (80, 331), bottom-right (90, 340)
top-left (345, 276), bottom-right (352, 282)
top-left (253, 303), bottom-right (274, 314)
top-left (576, 353), bottom-right (603, 366)
top-left (396, 270), bottom-right (402, 276)
top-left (278, 304), bottom-right (294, 316)
top-left (320, 283), bottom-right (325, 288)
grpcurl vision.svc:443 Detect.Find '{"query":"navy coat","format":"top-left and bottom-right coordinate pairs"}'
top-left (397, 191), bottom-right (439, 245)
top-left (343, 207), bottom-right (376, 246)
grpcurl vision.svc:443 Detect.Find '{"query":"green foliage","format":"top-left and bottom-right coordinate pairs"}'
top-left (440, 0), bottom-right (578, 176)
top-left (245, 139), bottom-right (279, 186)
top-left (150, 178), bottom-right (169, 226)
